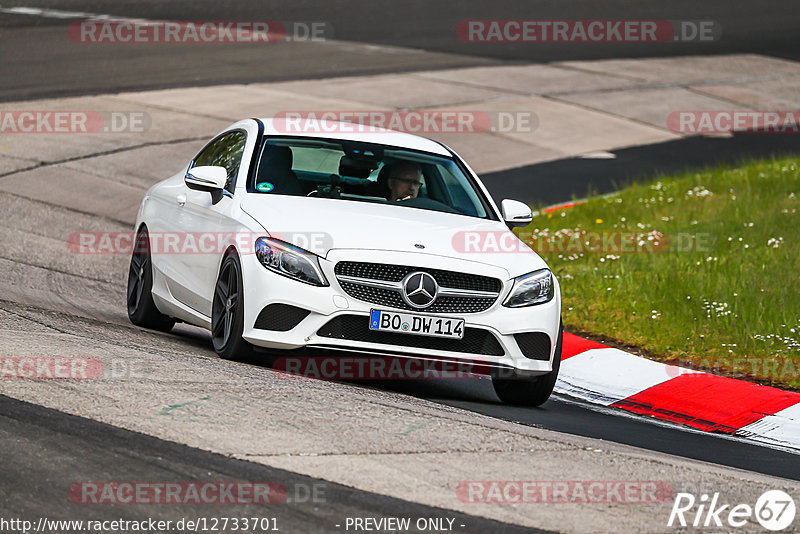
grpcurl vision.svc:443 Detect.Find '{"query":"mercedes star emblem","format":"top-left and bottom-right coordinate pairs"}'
top-left (401, 271), bottom-right (438, 308)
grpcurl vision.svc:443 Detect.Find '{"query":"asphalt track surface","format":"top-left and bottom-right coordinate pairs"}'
top-left (2, 1), bottom-right (800, 531)
top-left (482, 131), bottom-right (800, 206)
top-left (0, 0), bottom-right (799, 100)
top-left (0, 394), bottom-right (546, 533)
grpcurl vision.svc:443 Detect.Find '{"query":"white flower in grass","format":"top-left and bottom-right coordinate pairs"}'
top-left (767, 237), bottom-right (784, 248)
top-left (686, 186), bottom-right (712, 198)
top-left (701, 300), bottom-right (732, 318)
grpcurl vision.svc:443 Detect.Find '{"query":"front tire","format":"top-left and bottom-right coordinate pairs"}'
top-left (127, 228), bottom-right (175, 332)
top-left (492, 321), bottom-right (563, 406)
top-left (212, 253), bottom-right (257, 362)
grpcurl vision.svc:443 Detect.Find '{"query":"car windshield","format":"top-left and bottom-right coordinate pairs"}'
top-left (250, 137), bottom-right (491, 219)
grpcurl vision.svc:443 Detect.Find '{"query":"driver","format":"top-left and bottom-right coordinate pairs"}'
top-left (386, 162), bottom-right (423, 201)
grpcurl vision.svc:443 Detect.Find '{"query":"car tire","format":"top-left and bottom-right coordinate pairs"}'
top-left (127, 228), bottom-right (175, 332)
top-left (492, 321), bottom-right (563, 406)
top-left (212, 252), bottom-right (257, 363)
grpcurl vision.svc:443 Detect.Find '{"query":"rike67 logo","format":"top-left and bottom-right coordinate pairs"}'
top-left (669, 490), bottom-right (796, 531)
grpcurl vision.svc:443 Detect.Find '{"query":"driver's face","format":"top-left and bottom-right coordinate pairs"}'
top-left (388, 170), bottom-right (421, 200)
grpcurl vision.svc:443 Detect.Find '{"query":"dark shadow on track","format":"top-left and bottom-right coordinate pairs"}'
top-left (481, 132), bottom-right (800, 206)
top-left (0, 394), bottom-right (549, 534)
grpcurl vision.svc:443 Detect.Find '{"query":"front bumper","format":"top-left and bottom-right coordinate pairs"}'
top-left (240, 249), bottom-right (561, 374)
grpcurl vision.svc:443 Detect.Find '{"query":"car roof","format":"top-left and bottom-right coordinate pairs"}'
top-left (257, 118), bottom-right (452, 156)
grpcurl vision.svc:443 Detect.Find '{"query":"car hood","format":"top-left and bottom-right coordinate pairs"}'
top-left (240, 195), bottom-right (547, 278)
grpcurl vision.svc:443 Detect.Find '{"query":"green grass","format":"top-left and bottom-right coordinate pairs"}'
top-left (520, 155), bottom-right (800, 390)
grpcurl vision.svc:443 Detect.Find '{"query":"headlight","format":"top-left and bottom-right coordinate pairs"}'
top-left (503, 269), bottom-right (554, 307)
top-left (254, 237), bottom-right (328, 286)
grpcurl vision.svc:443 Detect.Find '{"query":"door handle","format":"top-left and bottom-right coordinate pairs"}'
top-left (176, 194), bottom-right (186, 206)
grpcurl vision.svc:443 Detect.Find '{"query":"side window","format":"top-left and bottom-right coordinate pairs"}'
top-left (192, 131), bottom-right (247, 192)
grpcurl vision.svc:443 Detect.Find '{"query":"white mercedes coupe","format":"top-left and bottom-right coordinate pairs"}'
top-left (128, 118), bottom-right (562, 405)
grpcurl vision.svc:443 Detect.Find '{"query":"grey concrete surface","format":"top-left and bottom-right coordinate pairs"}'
top-left (692, 75), bottom-right (800, 109)
top-left (416, 64), bottom-right (650, 96)
top-left (5, 54), bottom-right (793, 181)
top-left (556, 87), bottom-right (737, 130)
top-left (558, 54), bottom-right (800, 85)
top-left (268, 75), bottom-right (512, 109)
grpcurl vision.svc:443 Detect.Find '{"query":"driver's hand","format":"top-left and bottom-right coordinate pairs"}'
top-left (396, 195), bottom-right (412, 201)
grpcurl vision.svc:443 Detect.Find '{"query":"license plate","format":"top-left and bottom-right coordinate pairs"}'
top-left (369, 309), bottom-right (464, 340)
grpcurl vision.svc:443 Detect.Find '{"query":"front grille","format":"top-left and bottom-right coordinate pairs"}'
top-left (254, 304), bottom-right (310, 331)
top-left (334, 261), bottom-right (502, 314)
top-left (335, 262), bottom-right (501, 292)
top-left (317, 314), bottom-right (505, 356)
top-left (338, 282), bottom-right (495, 314)
top-left (514, 332), bottom-right (551, 361)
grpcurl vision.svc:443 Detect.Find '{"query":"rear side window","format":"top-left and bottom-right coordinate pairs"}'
top-left (192, 130), bottom-right (247, 192)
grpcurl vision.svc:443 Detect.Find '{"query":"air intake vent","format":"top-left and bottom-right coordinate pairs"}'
top-left (514, 332), bottom-right (551, 361)
top-left (254, 304), bottom-right (310, 331)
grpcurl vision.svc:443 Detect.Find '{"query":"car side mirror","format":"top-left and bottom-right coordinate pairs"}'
top-left (501, 199), bottom-right (533, 228)
top-left (185, 166), bottom-right (227, 193)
